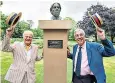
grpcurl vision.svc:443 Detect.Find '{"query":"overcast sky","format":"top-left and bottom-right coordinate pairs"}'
top-left (1, 0), bottom-right (115, 28)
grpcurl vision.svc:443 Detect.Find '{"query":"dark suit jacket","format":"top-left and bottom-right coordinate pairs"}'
top-left (68, 39), bottom-right (115, 83)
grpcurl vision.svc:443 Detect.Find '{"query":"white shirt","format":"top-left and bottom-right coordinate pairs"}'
top-left (74, 41), bottom-right (93, 75)
top-left (21, 42), bottom-right (32, 62)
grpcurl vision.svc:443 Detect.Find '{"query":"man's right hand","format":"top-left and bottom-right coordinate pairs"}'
top-left (6, 26), bottom-right (15, 37)
top-left (67, 46), bottom-right (70, 56)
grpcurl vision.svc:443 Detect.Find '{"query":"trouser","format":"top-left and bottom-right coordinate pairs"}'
top-left (10, 72), bottom-right (28, 83)
top-left (21, 72), bottom-right (28, 83)
top-left (73, 72), bottom-right (97, 83)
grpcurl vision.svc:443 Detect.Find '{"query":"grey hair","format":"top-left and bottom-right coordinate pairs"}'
top-left (23, 30), bottom-right (33, 38)
top-left (74, 28), bottom-right (85, 37)
top-left (50, 2), bottom-right (61, 12)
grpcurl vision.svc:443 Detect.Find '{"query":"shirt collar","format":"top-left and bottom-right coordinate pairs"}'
top-left (78, 41), bottom-right (86, 49)
top-left (22, 42), bottom-right (32, 50)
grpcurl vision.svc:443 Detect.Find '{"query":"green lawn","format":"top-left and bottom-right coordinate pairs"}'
top-left (0, 39), bottom-right (115, 83)
top-left (0, 51), bottom-right (115, 83)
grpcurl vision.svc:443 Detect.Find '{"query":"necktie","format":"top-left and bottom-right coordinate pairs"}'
top-left (25, 45), bottom-right (30, 51)
top-left (76, 46), bottom-right (82, 76)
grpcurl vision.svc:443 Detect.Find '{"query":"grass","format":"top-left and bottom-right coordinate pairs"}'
top-left (0, 40), bottom-right (115, 83)
top-left (1, 52), bottom-right (115, 83)
top-left (104, 57), bottom-right (115, 83)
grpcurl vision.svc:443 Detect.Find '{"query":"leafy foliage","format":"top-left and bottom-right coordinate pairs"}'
top-left (77, 3), bottom-right (115, 42)
top-left (64, 17), bottom-right (78, 40)
top-left (0, 12), bottom-right (9, 38)
top-left (12, 21), bottom-right (30, 38)
top-left (31, 27), bottom-right (43, 38)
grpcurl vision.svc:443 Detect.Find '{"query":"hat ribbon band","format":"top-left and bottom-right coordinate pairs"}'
top-left (8, 13), bottom-right (17, 25)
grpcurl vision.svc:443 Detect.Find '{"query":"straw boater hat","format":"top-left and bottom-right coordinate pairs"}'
top-left (88, 12), bottom-right (103, 28)
top-left (6, 12), bottom-right (22, 29)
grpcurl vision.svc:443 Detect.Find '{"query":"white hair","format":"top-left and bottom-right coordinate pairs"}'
top-left (74, 28), bottom-right (85, 37)
top-left (23, 30), bottom-right (33, 38)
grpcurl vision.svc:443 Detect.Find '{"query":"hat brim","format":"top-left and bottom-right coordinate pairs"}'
top-left (88, 12), bottom-right (103, 28)
top-left (95, 13), bottom-right (103, 25)
top-left (6, 12), bottom-right (22, 29)
top-left (88, 12), bottom-right (98, 28)
top-left (93, 15), bottom-right (101, 27)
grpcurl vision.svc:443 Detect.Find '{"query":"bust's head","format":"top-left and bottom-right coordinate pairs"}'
top-left (50, 2), bottom-right (61, 20)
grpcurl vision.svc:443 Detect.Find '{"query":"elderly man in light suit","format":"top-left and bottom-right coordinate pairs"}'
top-left (2, 26), bottom-right (43, 83)
top-left (67, 28), bottom-right (115, 83)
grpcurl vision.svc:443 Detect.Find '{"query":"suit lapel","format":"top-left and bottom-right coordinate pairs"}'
top-left (73, 45), bottom-right (78, 63)
top-left (86, 42), bottom-right (92, 65)
top-left (20, 43), bottom-right (28, 62)
top-left (27, 44), bottom-right (35, 63)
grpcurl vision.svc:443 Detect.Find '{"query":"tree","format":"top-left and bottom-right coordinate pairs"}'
top-left (64, 17), bottom-right (77, 40)
top-left (31, 27), bottom-right (43, 38)
top-left (77, 3), bottom-right (115, 42)
top-left (1, 12), bottom-right (30, 38)
top-left (12, 20), bottom-right (30, 38)
top-left (103, 8), bottom-right (115, 42)
top-left (27, 20), bottom-right (34, 29)
top-left (0, 12), bottom-right (9, 39)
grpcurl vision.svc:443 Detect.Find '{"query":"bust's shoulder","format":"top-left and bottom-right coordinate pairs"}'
top-left (51, 16), bottom-right (62, 20)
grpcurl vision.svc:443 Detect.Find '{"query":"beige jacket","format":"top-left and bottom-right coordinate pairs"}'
top-left (2, 35), bottom-right (42, 83)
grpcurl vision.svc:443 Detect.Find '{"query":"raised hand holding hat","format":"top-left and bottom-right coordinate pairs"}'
top-left (6, 12), bottom-right (22, 29)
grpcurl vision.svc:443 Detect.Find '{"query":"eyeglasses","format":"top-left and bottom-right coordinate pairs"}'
top-left (75, 33), bottom-right (84, 38)
top-left (24, 36), bottom-right (32, 39)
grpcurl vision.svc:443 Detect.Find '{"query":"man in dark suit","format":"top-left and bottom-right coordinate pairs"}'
top-left (67, 27), bottom-right (115, 83)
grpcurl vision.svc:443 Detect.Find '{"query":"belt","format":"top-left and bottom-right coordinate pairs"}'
top-left (74, 72), bottom-right (95, 79)
top-left (77, 75), bottom-right (93, 79)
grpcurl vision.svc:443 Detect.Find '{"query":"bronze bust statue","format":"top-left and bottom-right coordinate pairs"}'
top-left (50, 2), bottom-right (62, 20)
